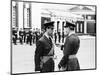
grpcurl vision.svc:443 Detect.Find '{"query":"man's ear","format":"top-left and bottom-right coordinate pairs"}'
top-left (47, 27), bottom-right (49, 30)
top-left (45, 27), bottom-right (48, 31)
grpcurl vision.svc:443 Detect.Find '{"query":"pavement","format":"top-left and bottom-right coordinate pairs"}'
top-left (12, 36), bottom-right (96, 74)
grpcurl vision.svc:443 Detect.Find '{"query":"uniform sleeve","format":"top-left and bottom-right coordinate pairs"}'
top-left (35, 40), bottom-right (44, 71)
top-left (58, 55), bottom-right (68, 69)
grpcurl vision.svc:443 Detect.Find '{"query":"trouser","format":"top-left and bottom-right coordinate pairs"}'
top-left (13, 37), bottom-right (17, 45)
top-left (29, 39), bottom-right (32, 45)
top-left (33, 38), bottom-right (35, 44)
top-left (24, 36), bottom-right (26, 43)
top-left (55, 38), bottom-right (57, 43)
top-left (41, 58), bottom-right (54, 72)
top-left (19, 37), bottom-right (23, 44)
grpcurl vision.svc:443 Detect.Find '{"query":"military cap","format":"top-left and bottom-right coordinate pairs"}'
top-left (44, 21), bottom-right (54, 28)
top-left (64, 21), bottom-right (76, 28)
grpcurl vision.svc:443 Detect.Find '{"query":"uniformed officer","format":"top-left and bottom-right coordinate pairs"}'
top-left (58, 21), bottom-right (80, 71)
top-left (62, 32), bottom-right (64, 43)
top-left (32, 30), bottom-right (36, 44)
top-left (28, 30), bottom-right (32, 45)
top-left (54, 30), bottom-right (57, 44)
top-left (12, 28), bottom-right (18, 45)
top-left (58, 31), bottom-right (61, 43)
top-left (26, 30), bottom-right (32, 45)
top-left (35, 21), bottom-right (55, 72)
top-left (35, 31), bottom-right (40, 43)
top-left (19, 28), bottom-right (24, 44)
top-left (23, 30), bottom-right (26, 43)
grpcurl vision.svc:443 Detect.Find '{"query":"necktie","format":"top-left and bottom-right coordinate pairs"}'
top-left (49, 37), bottom-right (54, 55)
top-left (49, 37), bottom-right (52, 44)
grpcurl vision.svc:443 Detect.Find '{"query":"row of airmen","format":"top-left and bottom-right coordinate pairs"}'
top-left (12, 28), bottom-right (65, 45)
top-left (12, 28), bottom-right (43, 45)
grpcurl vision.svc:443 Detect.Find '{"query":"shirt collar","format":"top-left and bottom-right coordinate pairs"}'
top-left (68, 31), bottom-right (75, 36)
top-left (44, 33), bottom-right (49, 39)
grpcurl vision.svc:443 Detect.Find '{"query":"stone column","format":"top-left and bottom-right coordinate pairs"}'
top-left (18, 2), bottom-right (23, 29)
top-left (84, 14), bottom-right (87, 34)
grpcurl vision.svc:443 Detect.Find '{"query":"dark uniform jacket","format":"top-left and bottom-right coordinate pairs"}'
top-left (19, 30), bottom-right (24, 36)
top-left (58, 34), bottom-right (80, 71)
top-left (12, 29), bottom-right (17, 38)
top-left (12, 29), bottom-right (17, 44)
top-left (35, 35), bottom-right (54, 72)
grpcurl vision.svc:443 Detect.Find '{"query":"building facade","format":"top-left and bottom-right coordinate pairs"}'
top-left (11, 1), bottom-right (96, 36)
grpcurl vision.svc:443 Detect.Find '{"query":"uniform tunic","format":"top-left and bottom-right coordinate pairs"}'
top-left (58, 34), bottom-right (80, 71)
top-left (35, 35), bottom-right (54, 72)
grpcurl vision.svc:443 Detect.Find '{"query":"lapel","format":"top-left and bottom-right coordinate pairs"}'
top-left (43, 35), bottom-right (52, 48)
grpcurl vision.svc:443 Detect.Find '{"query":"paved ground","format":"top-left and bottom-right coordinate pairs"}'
top-left (12, 36), bottom-right (96, 74)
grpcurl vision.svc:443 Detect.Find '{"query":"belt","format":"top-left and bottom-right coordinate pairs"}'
top-left (42, 55), bottom-right (54, 59)
top-left (40, 55), bottom-right (54, 68)
top-left (69, 54), bottom-right (76, 59)
top-left (41, 55), bottom-right (54, 62)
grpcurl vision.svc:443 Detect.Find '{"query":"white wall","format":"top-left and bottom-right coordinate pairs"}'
top-left (16, 2), bottom-right (42, 30)
top-left (18, 2), bottom-right (23, 29)
top-left (31, 3), bottom-right (41, 30)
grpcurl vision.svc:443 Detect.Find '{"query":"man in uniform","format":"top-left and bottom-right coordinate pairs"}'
top-left (23, 29), bottom-right (26, 43)
top-left (32, 30), bottom-right (36, 44)
top-left (28, 30), bottom-right (32, 45)
top-left (34, 21), bottom-right (55, 72)
top-left (58, 30), bottom-right (61, 43)
top-left (62, 31), bottom-right (64, 43)
top-left (35, 31), bottom-right (40, 43)
top-left (54, 30), bottom-right (57, 44)
top-left (58, 21), bottom-right (80, 71)
top-left (12, 28), bottom-right (18, 45)
top-left (19, 28), bottom-right (24, 44)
